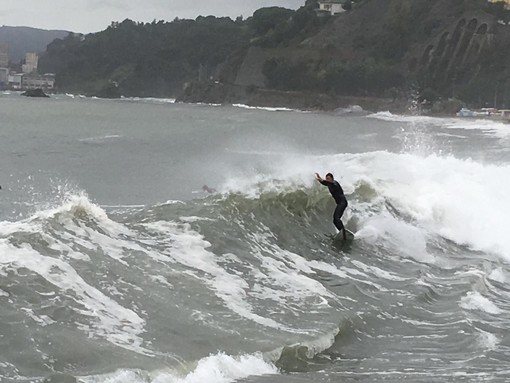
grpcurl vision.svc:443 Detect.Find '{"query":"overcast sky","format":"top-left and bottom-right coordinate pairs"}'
top-left (1, 0), bottom-right (304, 33)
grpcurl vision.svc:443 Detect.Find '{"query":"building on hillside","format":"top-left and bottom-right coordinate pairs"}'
top-left (318, 0), bottom-right (346, 15)
top-left (8, 73), bottom-right (24, 89)
top-left (0, 43), bottom-right (9, 68)
top-left (489, 0), bottom-right (510, 9)
top-left (0, 67), bottom-right (9, 87)
top-left (22, 73), bottom-right (55, 90)
top-left (22, 52), bottom-right (39, 74)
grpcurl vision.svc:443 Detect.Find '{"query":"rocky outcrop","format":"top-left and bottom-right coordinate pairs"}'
top-left (21, 88), bottom-right (49, 97)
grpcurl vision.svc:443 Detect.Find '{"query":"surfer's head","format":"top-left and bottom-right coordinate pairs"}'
top-left (325, 173), bottom-right (334, 181)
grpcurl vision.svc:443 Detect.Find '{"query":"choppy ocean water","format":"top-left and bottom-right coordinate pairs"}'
top-left (1, 92), bottom-right (510, 382)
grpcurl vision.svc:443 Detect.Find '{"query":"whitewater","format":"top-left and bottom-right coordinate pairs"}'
top-left (1, 93), bottom-right (510, 382)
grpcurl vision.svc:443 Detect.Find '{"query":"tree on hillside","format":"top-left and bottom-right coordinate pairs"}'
top-left (38, 17), bottom-right (249, 97)
top-left (250, 7), bottom-right (295, 35)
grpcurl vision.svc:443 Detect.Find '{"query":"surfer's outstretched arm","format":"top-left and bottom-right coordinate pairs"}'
top-left (315, 173), bottom-right (331, 186)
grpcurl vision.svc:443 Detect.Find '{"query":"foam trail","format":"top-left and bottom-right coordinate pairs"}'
top-left (79, 352), bottom-right (278, 383)
top-left (368, 111), bottom-right (510, 138)
top-left (143, 221), bottom-right (295, 331)
top-left (0, 194), bottom-right (155, 353)
top-left (232, 104), bottom-right (306, 113)
top-left (0, 241), bottom-right (147, 353)
top-left (460, 292), bottom-right (501, 315)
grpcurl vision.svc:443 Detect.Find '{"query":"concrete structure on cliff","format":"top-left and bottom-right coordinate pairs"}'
top-left (318, 0), bottom-right (346, 15)
top-left (408, 12), bottom-right (497, 82)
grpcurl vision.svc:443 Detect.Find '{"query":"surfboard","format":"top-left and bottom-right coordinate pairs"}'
top-left (325, 229), bottom-right (355, 242)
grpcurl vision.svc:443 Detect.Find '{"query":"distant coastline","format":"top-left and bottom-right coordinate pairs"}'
top-left (176, 81), bottom-right (408, 114)
top-left (29, 1), bottom-right (510, 114)
top-left (175, 80), bottom-right (482, 118)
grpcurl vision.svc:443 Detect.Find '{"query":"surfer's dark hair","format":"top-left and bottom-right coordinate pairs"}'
top-left (326, 173), bottom-right (334, 179)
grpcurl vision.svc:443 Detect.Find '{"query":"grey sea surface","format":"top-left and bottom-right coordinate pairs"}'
top-left (1, 93), bottom-right (510, 383)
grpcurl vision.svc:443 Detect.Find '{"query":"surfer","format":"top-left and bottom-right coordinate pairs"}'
top-left (202, 185), bottom-right (217, 194)
top-left (315, 172), bottom-right (348, 240)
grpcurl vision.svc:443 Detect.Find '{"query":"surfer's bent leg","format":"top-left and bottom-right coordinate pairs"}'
top-left (333, 199), bottom-right (347, 232)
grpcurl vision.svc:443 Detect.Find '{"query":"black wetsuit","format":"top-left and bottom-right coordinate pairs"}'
top-left (320, 180), bottom-right (348, 232)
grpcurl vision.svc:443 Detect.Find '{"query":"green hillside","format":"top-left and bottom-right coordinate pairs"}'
top-left (37, 0), bottom-right (510, 110)
top-left (0, 26), bottom-right (68, 63)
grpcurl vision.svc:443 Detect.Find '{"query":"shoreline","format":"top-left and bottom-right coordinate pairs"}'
top-left (5, 87), bottom-right (509, 123)
top-left (176, 81), bottom-right (409, 115)
top-left (177, 82), bottom-right (510, 122)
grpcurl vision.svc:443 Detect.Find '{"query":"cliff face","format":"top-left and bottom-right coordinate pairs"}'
top-left (209, 0), bottom-right (510, 109)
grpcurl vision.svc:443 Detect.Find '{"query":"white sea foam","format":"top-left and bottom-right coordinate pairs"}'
top-left (27, 194), bottom-right (142, 264)
top-left (221, 150), bottom-right (510, 261)
top-left (142, 221), bottom-right (293, 331)
top-left (351, 153), bottom-right (510, 259)
top-left (232, 103), bottom-right (304, 113)
top-left (80, 352), bottom-right (277, 383)
top-left (248, 231), bottom-right (336, 303)
top-left (367, 111), bottom-right (445, 124)
top-left (0, 240), bottom-right (148, 353)
top-left (443, 119), bottom-right (510, 139)
top-left (367, 111), bottom-right (510, 138)
top-left (20, 308), bottom-right (56, 327)
top-left (488, 268), bottom-right (506, 283)
top-left (152, 353), bottom-right (277, 383)
top-left (79, 135), bottom-right (122, 142)
top-left (142, 219), bottom-right (342, 334)
top-left (193, 102), bottom-right (222, 107)
top-left (122, 97), bottom-right (176, 104)
top-left (477, 330), bottom-right (500, 351)
top-left (355, 214), bottom-right (435, 263)
top-left (460, 291), bottom-right (501, 315)
top-left (0, 194), bottom-right (190, 353)
top-left (350, 260), bottom-right (410, 281)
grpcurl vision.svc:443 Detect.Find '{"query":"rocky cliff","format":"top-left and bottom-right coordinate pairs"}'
top-left (180, 0), bottom-right (510, 111)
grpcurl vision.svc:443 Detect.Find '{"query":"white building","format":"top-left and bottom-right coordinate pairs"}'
top-left (318, 0), bottom-right (346, 15)
top-left (8, 73), bottom-right (24, 89)
top-left (22, 52), bottom-right (39, 74)
top-left (22, 74), bottom-right (55, 90)
top-left (489, 0), bottom-right (510, 9)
